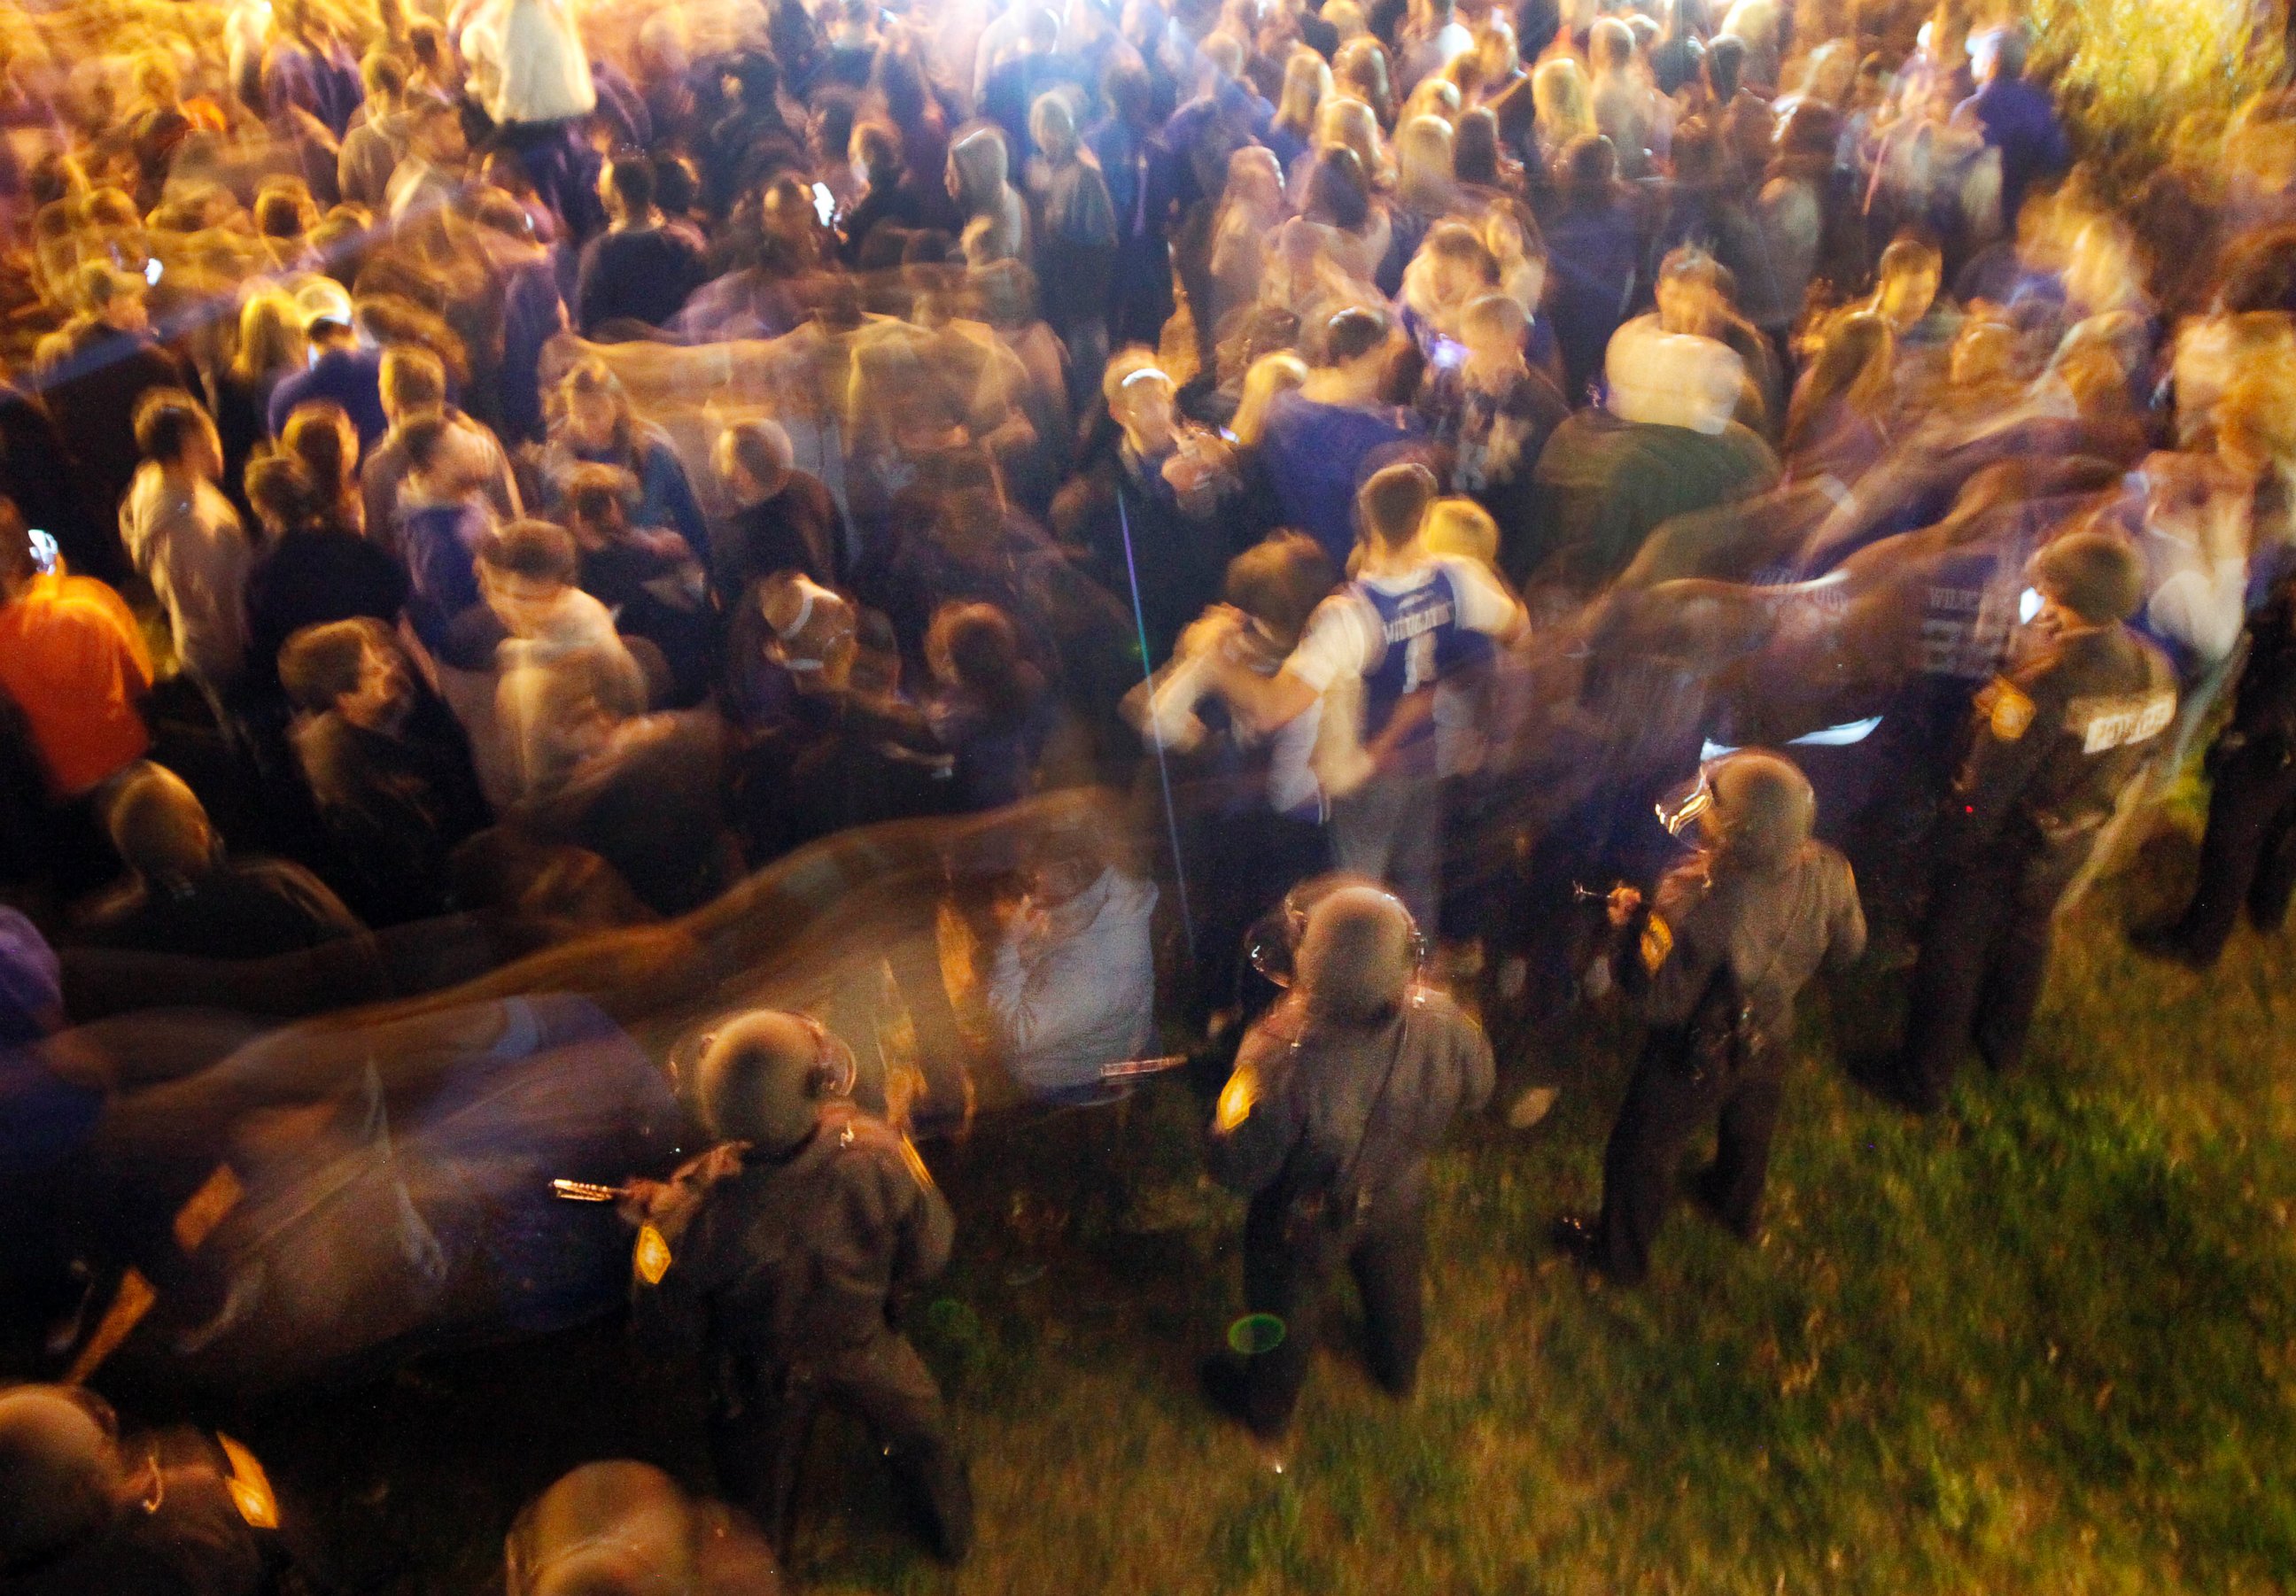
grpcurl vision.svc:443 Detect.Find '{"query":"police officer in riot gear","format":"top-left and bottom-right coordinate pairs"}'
top-left (2135, 566), bottom-right (2296, 967)
top-left (1885, 532), bottom-right (2176, 1112)
top-left (1199, 880), bottom-right (1494, 1441)
top-left (0, 1383), bottom-right (289, 1596)
top-left (1552, 751), bottom-right (1866, 1286)
top-left (623, 1010), bottom-right (973, 1563)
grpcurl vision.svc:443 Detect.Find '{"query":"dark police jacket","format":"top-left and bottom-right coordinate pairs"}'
top-left (2, 1433), bottom-right (276, 1596)
top-left (1642, 842), bottom-right (1867, 1046)
top-left (1206, 989), bottom-right (1493, 1234)
top-left (2217, 571), bottom-right (2296, 760)
top-left (1951, 621), bottom-right (2176, 852)
top-left (657, 1104), bottom-right (952, 1362)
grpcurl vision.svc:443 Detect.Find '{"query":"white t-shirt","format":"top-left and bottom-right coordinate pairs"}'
top-left (462, 0), bottom-right (597, 125)
top-left (1144, 650), bottom-right (1326, 818)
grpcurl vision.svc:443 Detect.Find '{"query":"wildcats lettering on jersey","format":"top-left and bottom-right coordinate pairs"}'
top-left (1359, 566), bottom-right (1488, 740)
top-left (2069, 689), bottom-right (2176, 755)
top-left (1380, 596), bottom-right (1456, 646)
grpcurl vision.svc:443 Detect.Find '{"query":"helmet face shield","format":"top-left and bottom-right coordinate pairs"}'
top-left (1667, 749), bottom-right (1818, 863)
top-left (1656, 767), bottom-right (1717, 839)
top-left (1245, 917), bottom-right (1297, 988)
top-left (1245, 876), bottom-right (1428, 991)
top-left (670, 1010), bottom-right (857, 1139)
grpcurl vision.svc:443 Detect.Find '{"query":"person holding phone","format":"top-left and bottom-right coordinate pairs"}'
top-left (0, 499), bottom-right (156, 897)
top-left (0, 500), bottom-right (152, 807)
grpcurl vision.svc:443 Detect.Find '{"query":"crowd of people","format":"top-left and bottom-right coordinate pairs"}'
top-left (4, 0), bottom-right (2296, 1583)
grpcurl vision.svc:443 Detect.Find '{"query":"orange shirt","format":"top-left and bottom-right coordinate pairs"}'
top-left (0, 573), bottom-right (154, 798)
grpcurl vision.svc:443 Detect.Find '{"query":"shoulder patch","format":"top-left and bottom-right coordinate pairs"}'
top-left (634, 1223), bottom-right (674, 1286)
top-left (1639, 913), bottom-right (1674, 974)
top-left (172, 1163), bottom-right (244, 1253)
top-left (215, 1434), bottom-right (279, 1530)
top-left (1985, 678), bottom-right (2036, 740)
top-left (896, 1134), bottom-right (938, 1194)
top-left (1214, 1064), bottom-right (1260, 1134)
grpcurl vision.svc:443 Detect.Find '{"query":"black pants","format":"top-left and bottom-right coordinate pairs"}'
top-left (1232, 1188), bottom-right (1426, 1437)
top-left (1593, 1033), bottom-right (1784, 1285)
top-left (1186, 806), bottom-right (1329, 1024)
top-left (710, 1331), bottom-right (973, 1562)
top-left (1894, 830), bottom-right (2087, 1111)
top-left (2172, 741), bottom-right (2296, 961)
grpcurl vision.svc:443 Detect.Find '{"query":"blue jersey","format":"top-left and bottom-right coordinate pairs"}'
top-left (1356, 565), bottom-right (1494, 754)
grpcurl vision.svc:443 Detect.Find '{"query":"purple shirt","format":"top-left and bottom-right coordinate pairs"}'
top-left (268, 345), bottom-right (389, 450)
top-left (1258, 391), bottom-right (1426, 569)
top-left (1957, 77), bottom-right (2069, 224)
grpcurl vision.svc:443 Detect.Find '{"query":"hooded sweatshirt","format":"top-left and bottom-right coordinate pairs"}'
top-left (951, 127), bottom-right (1029, 267)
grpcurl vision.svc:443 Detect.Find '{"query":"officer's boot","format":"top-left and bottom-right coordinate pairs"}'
top-left (886, 1431), bottom-right (973, 1563)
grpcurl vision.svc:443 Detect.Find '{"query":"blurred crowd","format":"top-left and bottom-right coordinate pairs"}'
top-left (4, 0), bottom-right (2296, 1583)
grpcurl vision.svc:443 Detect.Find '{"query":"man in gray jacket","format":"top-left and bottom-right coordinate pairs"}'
top-left (1200, 880), bottom-right (1494, 1442)
top-left (1554, 750), bottom-right (1866, 1285)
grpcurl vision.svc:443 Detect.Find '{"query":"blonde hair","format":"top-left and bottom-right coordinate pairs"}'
top-left (1318, 97), bottom-right (1388, 185)
top-left (1532, 57), bottom-right (1594, 148)
top-left (1474, 16), bottom-right (1519, 81)
top-left (1232, 351), bottom-right (1309, 447)
top-left (131, 49), bottom-right (181, 105)
top-left (1423, 496), bottom-right (1500, 570)
top-left (1333, 35), bottom-right (1392, 124)
top-left (1401, 75), bottom-right (1461, 125)
top-left (1100, 345), bottom-right (1168, 413)
top-left (1393, 114), bottom-right (1454, 209)
top-left (231, 290), bottom-right (306, 385)
top-left (1276, 47), bottom-right (1330, 138)
top-left (1588, 15), bottom-right (1634, 74)
top-left (2218, 353), bottom-right (2296, 478)
top-left (1321, 0), bottom-right (1367, 40)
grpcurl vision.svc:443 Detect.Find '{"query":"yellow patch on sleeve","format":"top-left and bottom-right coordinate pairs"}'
top-left (1214, 1064), bottom-right (1260, 1134)
top-left (216, 1434), bottom-right (279, 1530)
top-left (634, 1223), bottom-right (674, 1286)
top-left (1986, 678), bottom-right (2036, 741)
top-left (172, 1165), bottom-right (243, 1253)
top-left (1639, 913), bottom-right (1674, 974)
top-left (65, 1268), bottom-right (156, 1386)
top-left (897, 1134), bottom-right (938, 1194)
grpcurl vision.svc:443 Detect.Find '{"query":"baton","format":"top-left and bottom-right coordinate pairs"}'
top-left (550, 1179), bottom-right (632, 1204)
top-left (1098, 1054), bottom-right (1191, 1081)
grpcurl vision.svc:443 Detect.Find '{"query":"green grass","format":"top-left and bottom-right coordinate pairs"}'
top-left (878, 816), bottom-right (2296, 1595)
top-left (236, 812), bottom-right (2296, 1594)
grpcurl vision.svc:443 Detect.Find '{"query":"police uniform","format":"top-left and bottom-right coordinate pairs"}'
top-left (1203, 984), bottom-right (1494, 1437)
top-left (1577, 821), bottom-right (1866, 1285)
top-left (0, 1391), bottom-right (288, 1596)
top-left (1892, 619), bottom-right (2176, 1108)
top-left (2, 1454), bottom-right (273, 1596)
top-left (2146, 569), bottom-right (2296, 964)
top-left (645, 1101), bottom-right (971, 1562)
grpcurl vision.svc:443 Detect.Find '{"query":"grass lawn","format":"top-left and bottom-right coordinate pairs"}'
top-left (229, 803), bottom-right (2296, 1595)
